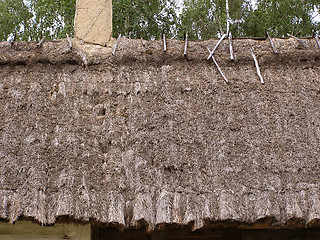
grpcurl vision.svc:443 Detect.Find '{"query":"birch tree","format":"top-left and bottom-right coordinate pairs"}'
top-left (113, 0), bottom-right (178, 40)
top-left (242, 0), bottom-right (320, 37)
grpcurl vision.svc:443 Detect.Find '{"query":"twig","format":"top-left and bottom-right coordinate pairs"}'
top-left (112, 34), bottom-right (122, 56)
top-left (287, 34), bottom-right (309, 49)
top-left (251, 47), bottom-right (264, 84)
top-left (184, 33), bottom-right (188, 56)
top-left (207, 34), bottom-right (227, 60)
top-left (163, 34), bottom-right (167, 52)
top-left (266, 32), bottom-right (278, 54)
top-left (315, 35), bottom-right (320, 49)
top-left (206, 46), bottom-right (229, 83)
top-left (66, 34), bottom-right (72, 50)
top-left (229, 31), bottom-right (234, 61)
top-left (36, 37), bottom-right (45, 48)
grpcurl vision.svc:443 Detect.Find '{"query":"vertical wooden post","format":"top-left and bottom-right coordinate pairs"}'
top-left (163, 34), bottom-right (167, 52)
top-left (229, 32), bottom-right (234, 61)
top-left (184, 33), bottom-right (188, 56)
top-left (226, 0), bottom-right (230, 35)
top-left (75, 0), bottom-right (113, 46)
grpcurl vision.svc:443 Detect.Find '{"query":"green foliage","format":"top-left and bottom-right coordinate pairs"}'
top-left (180, 0), bottom-right (319, 39)
top-left (29, 0), bottom-right (76, 40)
top-left (242, 0), bottom-right (320, 37)
top-left (0, 0), bottom-right (319, 41)
top-left (0, 0), bottom-right (31, 41)
top-left (179, 0), bottom-right (247, 40)
top-left (0, 0), bottom-right (75, 41)
top-left (112, 0), bottom-right (178, 40)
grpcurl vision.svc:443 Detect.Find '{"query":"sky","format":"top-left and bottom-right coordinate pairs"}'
top-left (312, 7), bottom-right (320, 23)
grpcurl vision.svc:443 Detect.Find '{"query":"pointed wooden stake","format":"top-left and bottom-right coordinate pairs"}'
top-left (36, 37), bottom-right (45, 48)
top-left (66, 34), bottom-right (72, 50)
top-left (184, 33), bottom-right (188, 56)
top-left (266, 32), bottom-right (278, 54)
top-left (287, 34), bottom-right (309, 49)
top-left (207, 34), bottom-right (227, 60)
top-left (163, 33), bottom-right (167, 52)
top-left (315, 35), bottom-right (320, 49)
top-left (229, 32), bottom-right (234, 61)
top-left (141, 38), bottom-right (146, 47)
top-left (251, 47), bottom-right (264, 84)
top-left (112, 34), bottom-right (122, 56)
top-left (207, 46), bottom-right (229, 83)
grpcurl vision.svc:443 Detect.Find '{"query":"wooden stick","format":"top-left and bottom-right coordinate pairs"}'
top-left (141, 38), bottom-right (146, 47)
top-left (287, 34), bottom-right (309, 49)
top-left (267, 32), bottom-right (278, 54)
top-left (315, 35), bottom-right (320, 49)
top-left (207, 34), bottom-right (227, 60)
top-left (206, 46), bottom-right (229, 83)
top-left (184, 33), bottom-right (188, 56)
top-left (229, 31), bottom-right (234, 61)
top-left (112, 34), bottom-right (122, 56)
top-left (66, 34), bottom-right (72, 49)
top-left (36, 37), bottom-right (45, 48)
top-left (212, 56), bottom-right (229, 84)
top-left (226, 0), bottom-right (230, 35)
top-left (251, 47), bottom-right (264, 84)
top-left (163, 33), bottom-right (167, 52)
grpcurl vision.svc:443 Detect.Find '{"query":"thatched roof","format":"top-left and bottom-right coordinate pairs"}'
top-left (0, 38), bottom-right (320, 229)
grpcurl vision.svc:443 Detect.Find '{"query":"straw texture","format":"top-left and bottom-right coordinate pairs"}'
top-left (0, 38), bottom-right (320, 228)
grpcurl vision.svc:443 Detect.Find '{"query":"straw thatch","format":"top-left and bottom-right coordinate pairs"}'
top-left (0, 38), bottom-right (320, 229)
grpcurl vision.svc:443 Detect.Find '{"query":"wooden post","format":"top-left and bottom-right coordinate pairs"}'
top-left (229, 32), bottom-right (234, 61)
top-left (184, 33), bottom-right (188, 56)
top-left (266, 32), bottom-right (278, 54)
top-left (207, 34), bottom-right (227, 60)
top-left (251, 47), bottom-right (264, 84)
top-left (287, 34), bottom-right (309, 48)
top-left (112, 34), bottom-right (121, 56)
top-left (75, 0), bottom-right (113, 46)
top-left (207, 47), bottom-right (229, 83)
